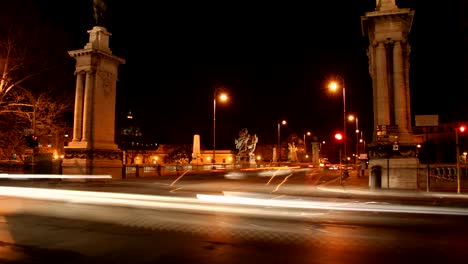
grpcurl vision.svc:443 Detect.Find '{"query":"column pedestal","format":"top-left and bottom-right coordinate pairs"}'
top-left (62, 148), bottom-right (123, 179)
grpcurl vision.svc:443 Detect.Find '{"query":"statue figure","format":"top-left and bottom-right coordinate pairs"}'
top-left (247, 134), bottom-right (258, 159)
top-left (288, 142), bottom-right (298, 162)
top-left (235, 128), bottom-right (250, 153)
top-left (235, 128), bottom-right (258, 163)
top-left (93, 0), bottom-right (108, 26)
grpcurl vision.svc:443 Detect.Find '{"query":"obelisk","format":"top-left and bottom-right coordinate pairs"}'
top-left (191, 134), bottom-right (202, 165)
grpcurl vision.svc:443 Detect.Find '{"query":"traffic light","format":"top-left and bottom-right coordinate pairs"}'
top-left (334, 133), bottom-right (343, 141)
top-left (459, 125), bottom-right (466, 133)
top-left (25, 135), bottom-right (39, 148)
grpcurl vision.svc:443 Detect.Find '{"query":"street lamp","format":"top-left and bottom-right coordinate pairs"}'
top-left (456, 125), bottom-right (465, 194)
top-left (213, 88), bottom-right (228, 169)
top-left (329, 76), bottom-right (348, 177)
top-left (304, 131), bottom-right (311, 161)
top-left (277, 120), bottom-right (287, 164)
top-left (359, 134), bottom-right (366, 153)
top-left (348, 114), bottom-right (359, 164)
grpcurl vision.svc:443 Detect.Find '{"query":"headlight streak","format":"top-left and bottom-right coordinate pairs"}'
top-left (198, 192), bottom-right (468, 216)
top-left (272, 174), bottom-right (293, 193)
top-left (265, 167), bottom-right (283, 185)
top-left (0, 174), bottom-right (111, 179)
top-left (1, 186), bottom-right (468, 219)
top-left (0, 186), bottom-right (300, 219)
top-left (170, 187), bottom-right (183, 193)
top-left (170, 170), bottom-right (189, 187)
top-left (264, 166), bottom-right (299, 185)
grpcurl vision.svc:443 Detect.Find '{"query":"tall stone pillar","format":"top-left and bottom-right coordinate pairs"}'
top-left (361, 1), bottom-right (423, 189)
top-left (72, 72), bottom-right (85, 142)
top-left (393, 41), bottom-right (410, 134)
top-left (191, 134), bottom-right (202, 165)
top-left (311, 141), bottom-right (320, 167)
top-left (375, 41), bottom-right (390, 128)
top-left (63, 26), bottom-right (126, 179)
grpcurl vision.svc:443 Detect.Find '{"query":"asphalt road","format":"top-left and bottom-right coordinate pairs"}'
top-left (1, 169), bottom-right (468, 263)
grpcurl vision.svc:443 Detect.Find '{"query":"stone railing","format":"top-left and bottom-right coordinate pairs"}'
top-left (417, 164), bottom-right (468, 182)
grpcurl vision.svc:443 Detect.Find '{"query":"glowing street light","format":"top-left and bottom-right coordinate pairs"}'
top-left (213, 88), bottom-right (228, 169)
top-left (348, 114), bottom-right (359, 164)
top-left (456, 125), bottom-right (466, 193)
top-left (304, 131), bottom-right (311, 161)
top-left (277, 120), bottom-right (287, 163)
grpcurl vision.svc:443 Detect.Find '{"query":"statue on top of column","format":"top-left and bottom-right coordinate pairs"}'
top-left (93, 0), bottom-right (108, 27)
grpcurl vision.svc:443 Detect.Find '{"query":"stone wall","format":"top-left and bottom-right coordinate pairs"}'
top-left (369, 157), bottom-right (419, 189)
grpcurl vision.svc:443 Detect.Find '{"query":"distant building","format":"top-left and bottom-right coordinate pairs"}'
top-left (119, 110), bottom-right (159, 164)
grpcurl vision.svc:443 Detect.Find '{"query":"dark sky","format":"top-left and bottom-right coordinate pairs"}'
top-left (6, 0), bottom-right (467, 150)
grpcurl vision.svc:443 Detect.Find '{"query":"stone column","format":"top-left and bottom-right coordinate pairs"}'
top-left (393, 41), bottom-right (410, 133)
top-left (311, 142), bottom-right (320, 166)
top-left (81, 69), bottom-right (95, 144)
top-left (191, 134), bottom-right (202, 165)
top-left (72, 72), bottom-right (85, 142)
top-left (64, 26), bottom-right (125, 179)
top-left (375, 42), bottom-right (390, 126)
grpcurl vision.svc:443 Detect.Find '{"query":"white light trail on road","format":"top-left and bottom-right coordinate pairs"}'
top-left (0, 186), bottom-right (468, 218)
top-left (197, 192), bottom-right (468, 216)
top-left (0, 174), bottom-right (111, 179)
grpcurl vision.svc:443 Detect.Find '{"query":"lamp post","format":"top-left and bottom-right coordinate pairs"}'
top-left (348, 114), bottom-right (359, 164)
top-left (456, 125), bottom-right (465, 194)
top-left (213, 88), bottom-right (228, 169)
top-left (304, 131), bottom-right (311, 161)
top-left (329, 76), bottom-right (347, 178)
top-left (359, 133), bottom-right (366, 153)
top-left (277, 120), bottom-right (286, 164)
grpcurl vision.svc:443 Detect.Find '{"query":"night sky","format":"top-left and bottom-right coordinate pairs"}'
top-left (4, 0), bottom-right (467, 151)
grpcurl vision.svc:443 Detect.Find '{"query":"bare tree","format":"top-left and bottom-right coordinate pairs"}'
top-left (0, 3), bottom-right (75, 160)
top-left (0, 115), bottom-right (28, 161)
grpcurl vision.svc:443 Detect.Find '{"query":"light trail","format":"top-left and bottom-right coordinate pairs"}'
top-left (0, 174), bottom-right (111, 179)
top-left (198, 192), bottom-right (468, 216)
top-left (0, 186), bottom-right (468, 218)
top-left (265, 167), bottom-right (288, 185)
top-left (170, 170), bottom-right (189, 186)
top-left (272, 174), bottom-right (293, 193)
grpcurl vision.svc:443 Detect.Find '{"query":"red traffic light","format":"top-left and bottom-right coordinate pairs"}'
top-left (334, 133), bottom-right (343, 141)
top-left (460, 126), bottom-right (466, 133)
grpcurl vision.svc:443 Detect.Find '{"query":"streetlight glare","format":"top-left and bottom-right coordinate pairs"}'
top-left (329, 81), bottom-right (339, 91)
top-left (219, 93), bottom-right (228, 102)
top-left (282, 120), bottom-right (287, 125)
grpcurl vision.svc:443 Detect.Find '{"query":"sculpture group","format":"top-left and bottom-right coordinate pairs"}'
top-left (235, 128), bottom-right (258, 164)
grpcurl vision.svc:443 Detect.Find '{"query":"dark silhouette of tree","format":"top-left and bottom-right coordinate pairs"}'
top-left (0, 1), bottom-right (75, 160)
